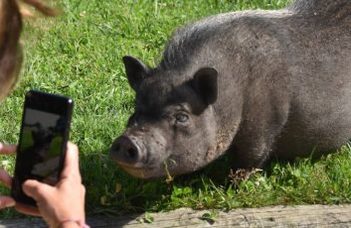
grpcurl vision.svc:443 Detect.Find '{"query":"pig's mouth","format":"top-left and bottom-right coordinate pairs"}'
top-left (111, 154), bottom-right (162, 178)
top-left (118, 164), bottom-right (148, 179)
top-left (113, 153), bottom-right (176, 179)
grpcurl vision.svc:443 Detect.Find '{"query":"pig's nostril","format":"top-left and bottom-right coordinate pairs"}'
top-left (127, 148), bottom-right (137, 159)
top-left (114, 144), bottom-right (120, 151)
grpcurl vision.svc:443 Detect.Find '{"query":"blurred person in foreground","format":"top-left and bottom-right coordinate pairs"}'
top-left (0, 1), bottom-right (87, 227)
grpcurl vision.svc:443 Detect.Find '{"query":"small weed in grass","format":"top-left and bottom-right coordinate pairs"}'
top-left (137, 212), bottom-right (154, 224)
top-left (200, 210), bottom-right (218, 225)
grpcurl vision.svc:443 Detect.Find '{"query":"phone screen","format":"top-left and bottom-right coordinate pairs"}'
top-left (17, 108), bottom-right (66, 184)
top-left (12, 90), bottom-right (73, 206)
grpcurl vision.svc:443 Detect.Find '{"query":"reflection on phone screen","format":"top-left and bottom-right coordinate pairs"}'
top-left (17, 108), bottom-right (66, 185)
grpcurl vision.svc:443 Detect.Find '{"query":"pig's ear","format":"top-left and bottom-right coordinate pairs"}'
top-left (192, 67), bottom-right (218, 105)
top-left (123, 56), bottom-right (151, 91)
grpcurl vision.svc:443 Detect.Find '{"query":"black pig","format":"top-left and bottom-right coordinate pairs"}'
top-left (110, 0), bottom-right (351, 179)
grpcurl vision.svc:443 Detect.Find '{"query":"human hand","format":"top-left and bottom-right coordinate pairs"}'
top-left (18, 142), bottom-right (86, 228)
top-left (0, 143), bottom-right (17, 209)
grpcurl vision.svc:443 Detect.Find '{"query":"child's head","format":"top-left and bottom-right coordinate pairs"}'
top-left (0, 0), bottom-right (55, 100)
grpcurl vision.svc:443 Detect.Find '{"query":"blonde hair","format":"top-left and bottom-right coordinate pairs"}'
top-left (0, 0), bottom-right (55, 100)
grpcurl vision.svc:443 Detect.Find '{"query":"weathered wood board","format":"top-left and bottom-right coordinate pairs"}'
top-left (0, 204), bottom-right (350, 227)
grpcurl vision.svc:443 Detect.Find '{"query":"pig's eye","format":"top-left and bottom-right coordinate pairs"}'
top-left (175, 113), bottom-right (189, 123)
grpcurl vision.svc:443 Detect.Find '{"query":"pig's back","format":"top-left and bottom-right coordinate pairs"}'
top-left (160, 6), bottom-right (351, 158)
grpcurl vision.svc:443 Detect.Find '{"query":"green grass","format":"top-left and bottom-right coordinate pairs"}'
top-left (1, 0), bottom-right (351, 219)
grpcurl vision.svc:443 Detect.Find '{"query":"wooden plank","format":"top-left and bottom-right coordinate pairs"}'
top-left (0, 204), bottom-right (350, 227)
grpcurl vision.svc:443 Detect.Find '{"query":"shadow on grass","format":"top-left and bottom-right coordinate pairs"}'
top-left (79, 149), bottom-right (308, 216)
top-left (2, 144), bottom-right (349, 223)
top-left (79, 149), bottom-right (241, 217)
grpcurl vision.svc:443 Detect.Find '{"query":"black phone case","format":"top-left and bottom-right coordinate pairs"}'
top-left (11, 90), bottom-right (73, 206)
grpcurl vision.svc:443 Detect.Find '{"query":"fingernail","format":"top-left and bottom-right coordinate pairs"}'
top-left (1, 199), bottom-right (15, 208)
top-left (6, 200), bottom-right (15, 207)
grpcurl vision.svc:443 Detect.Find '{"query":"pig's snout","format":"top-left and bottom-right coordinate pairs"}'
top-left (110, 136), bottom-right (146, 166)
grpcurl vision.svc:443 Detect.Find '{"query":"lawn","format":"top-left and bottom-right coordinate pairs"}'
top-left (1, 0), bottom-right (351, 219)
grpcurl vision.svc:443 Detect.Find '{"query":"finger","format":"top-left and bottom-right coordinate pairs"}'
top-left (0, 196), bottom-right (15, 208)
top-left (0, 169), bottom-right (12, 188)
top-left (61, 142), bottom-right (81, 180)
top-left (22, 180), bottom-right (52, 202)
top-left (0, 143), bottom-right (17, 155)
top-left (15, 203), bottom-right (40, 217)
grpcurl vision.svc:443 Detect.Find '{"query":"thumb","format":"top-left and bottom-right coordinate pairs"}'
top-left (22, 180), bottom-right (53, 202)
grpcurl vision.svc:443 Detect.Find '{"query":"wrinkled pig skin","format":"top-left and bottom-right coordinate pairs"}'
top-left (110, 0), bottom-right (351, 179)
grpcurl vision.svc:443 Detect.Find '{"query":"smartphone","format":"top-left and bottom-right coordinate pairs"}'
top-left (11, 90), bottom-right (73, 206)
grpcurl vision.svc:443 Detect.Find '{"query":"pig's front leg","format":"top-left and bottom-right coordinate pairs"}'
top-left (231, 131), bottom-right (280, 169)
top-left (231, 99), bottom-right (290, 169)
